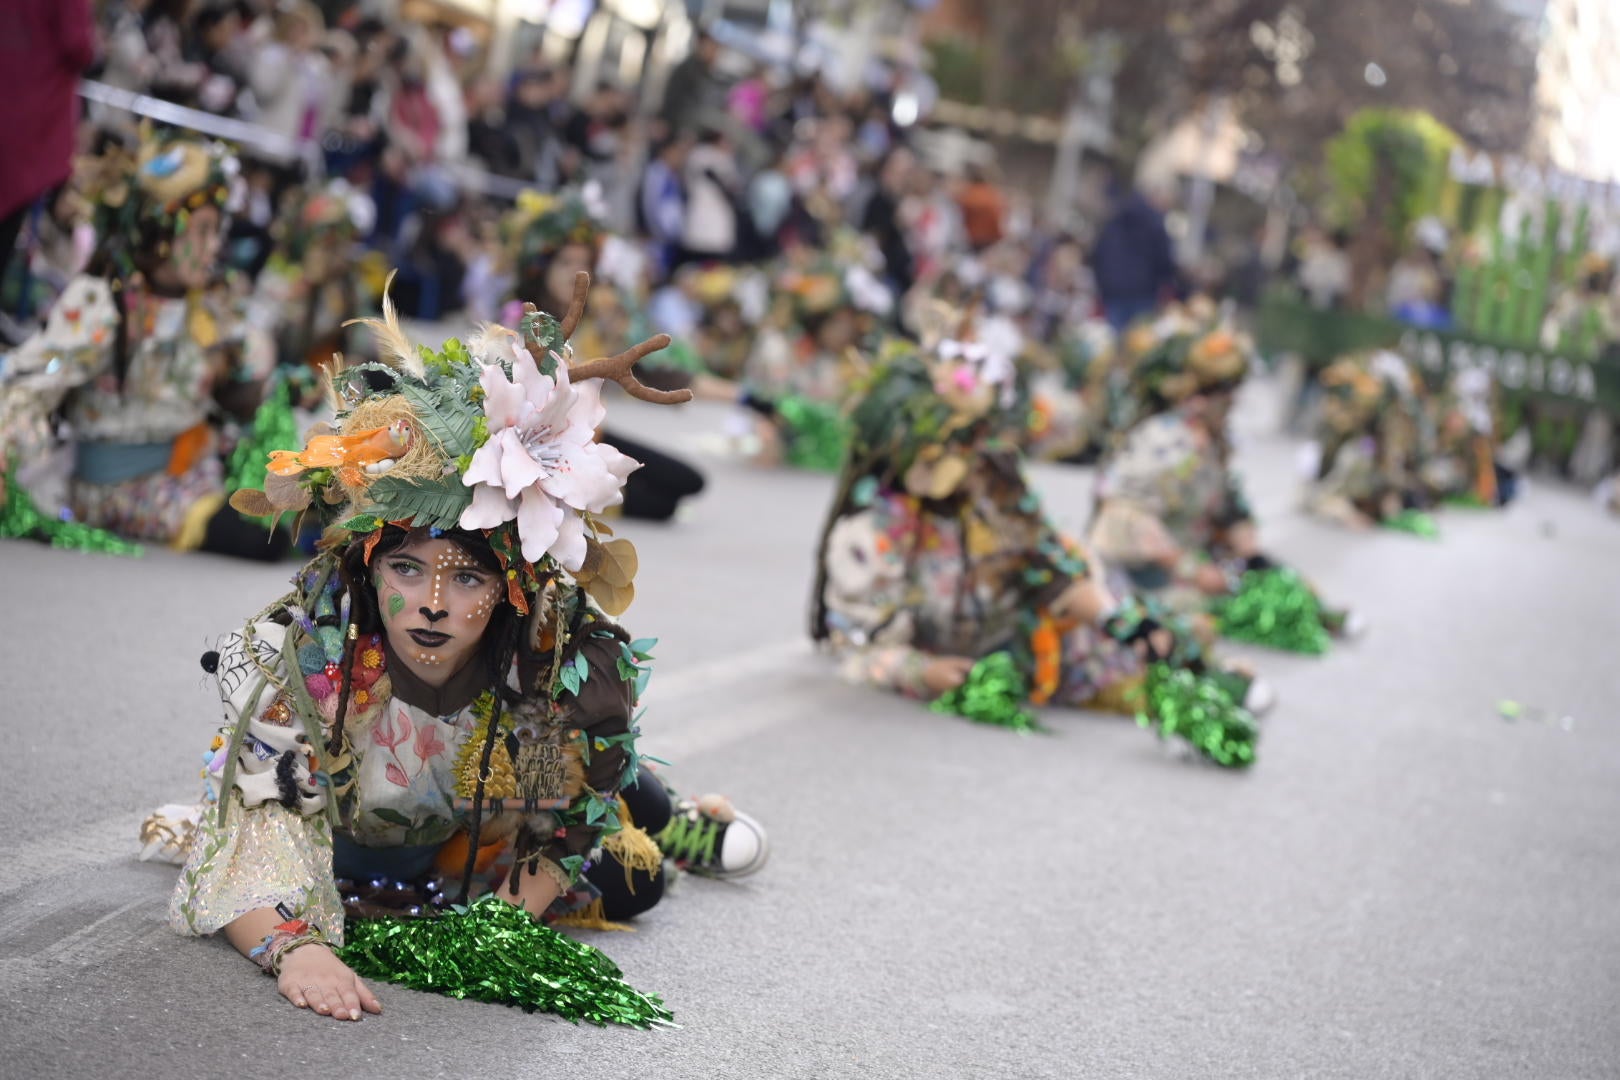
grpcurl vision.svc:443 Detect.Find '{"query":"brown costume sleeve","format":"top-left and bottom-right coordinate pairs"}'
top-left (534, 631), bottom-right (635, 871)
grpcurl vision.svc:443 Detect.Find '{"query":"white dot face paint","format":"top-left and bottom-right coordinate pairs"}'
top-left (374, 536), bottom-right (505, 687)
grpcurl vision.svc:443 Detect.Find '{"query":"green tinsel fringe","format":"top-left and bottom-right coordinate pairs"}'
top-left (1381, 508), bottom-right (1440, 539)
top-left (776, 394), bottom-right (849, 473)
top-left (225, 380), bottom-right (302, 526)
top-left (1212, 568), bottom-right (1331, 655)
top-left (0, 467), bottom-right (143, 556)
top-left (929, 651), bottom-right (1044, 733)
top-left (1441, 493), bottom-right (1490, 510)
top-left (1137, 663), bottom-right (1259, 769)
top-left (337, 895), bottom-right (674, 1028)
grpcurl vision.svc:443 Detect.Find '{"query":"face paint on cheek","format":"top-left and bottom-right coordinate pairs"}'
top-left (388, 592), bottom-right (405, 619)
top-left (467, 582), bottom-right (500, 620)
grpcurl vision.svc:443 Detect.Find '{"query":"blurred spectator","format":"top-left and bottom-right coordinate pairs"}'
top-left (249, 2), bottom-right (332, 155)
top-left (860, 147), bottom-right (916, 296)
top-left (1091, 179), bottom-right (1179, 330)
top-left (640, 133), bottom-right (691, 276)
top-left (955, 163), bottom-right (1007, 252)
top-left (324, 22), bottom-right (393, 179)
top-left (1297, 227), bottom-right (1352, 311)
top-left (681, 128), bottom-right (740, 265)
top-left (902, 167), bottom-right (960, 283)
top-left (1386, 247), bottom-right (1450, 330)
top-left (187, 4), bottom-right (249, 114)
top-left (727, 64), bottom-right (770, 135)
top-left (421, 24), bottom-right (468, 163)
top-left (99, 0), bottom-right (161, 99)
top-left (0, 0), bottom-right (95, 311)
top-left (563, 82), bottom-right (631, 188)
top-left (855, 97), bottom-right (896, 162)
top-left (661, 30), bottom-right (724, 136)
top-left (507, 66), bottom-right (568, 187)
top-left (466, 77), bottom-right (524, 178)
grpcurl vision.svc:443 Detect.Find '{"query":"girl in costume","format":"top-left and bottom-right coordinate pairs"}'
top-left (809, 304), bottom-right (1267, 767)
top-left (1088, 326), bottom-right (1361, 654)
top-left (1305, 350), bottom-right (1439, 531)
top-left (252, 180), bottom-right (373, 373)
top-left (736, 243), bottom-right (895, 472)
top-left (160, 277), bottom-right (766, 1025)
top-left (0, 132), bottom-right (282, 558)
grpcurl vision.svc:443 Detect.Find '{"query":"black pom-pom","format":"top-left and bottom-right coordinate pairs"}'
top-left (275, 750), bottom-right (302, 809)
top-left (200, 650), bottom-right (220, 673)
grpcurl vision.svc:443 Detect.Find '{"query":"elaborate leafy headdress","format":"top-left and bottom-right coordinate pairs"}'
top-left (505, 190), bottom-right (604, 276)
top-left (230, 273), bottom-right (690, 615)
top-left (840, 301), bottom-right (1019, 500)
top-left (83, 128), bottom-right (237, 279)
top-left (1131, 322), bottom-right (1252, 410)
top-left (274, 180), bottom-right (369, 262)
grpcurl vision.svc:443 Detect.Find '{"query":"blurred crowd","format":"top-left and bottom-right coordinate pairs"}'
top-left (3, 0), bottom-right (1070, 335)
top-left (4, 0), bottom-right (1618, 564)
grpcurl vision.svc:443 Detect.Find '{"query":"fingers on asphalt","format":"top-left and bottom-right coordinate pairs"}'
top-left (356, 978), bottom-right (384, 1014)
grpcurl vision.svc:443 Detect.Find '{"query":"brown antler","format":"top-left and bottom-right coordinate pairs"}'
top-left (559, 271), bottom-right (590, 343)
top-left (521, 269), bottom-right (691, 404)
top-left (552, 271), bottom-right (692, 403)
top-left (570, 334), bottom-right (693, 404)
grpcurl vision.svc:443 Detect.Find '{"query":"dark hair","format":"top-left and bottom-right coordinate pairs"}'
top-left (193, 6), bottom-right (234, 35)
top-left (513, 241), bottom-right (598, 314)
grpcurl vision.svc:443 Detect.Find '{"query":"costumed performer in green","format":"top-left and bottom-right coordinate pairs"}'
top-left (160, 274), bottom-right (766, 1026)
top-left (810, 303), bottom-right (1268, 767)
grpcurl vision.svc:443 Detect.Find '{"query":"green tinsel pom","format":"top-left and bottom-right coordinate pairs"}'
top-left (776, 394), bottom-right (849, 473)
top-left (929, 651), bottom-right (1044, 734)
top-left (0, 467), bottom-right (143, 556)
top-left (1381, 508), bottom-right (1440, 538)
top-left (1211, 568), bottom-right (1331, 655)
top-left (225, 379), bottom-right (302, 526)
top-left (337, 895), bottom-right (674, 1028)
top-left (1137, 663), bottom-right (1259, 769)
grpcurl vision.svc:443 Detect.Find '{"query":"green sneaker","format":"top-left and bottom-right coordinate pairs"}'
top-left (654, 795), bottom-right (769, 879)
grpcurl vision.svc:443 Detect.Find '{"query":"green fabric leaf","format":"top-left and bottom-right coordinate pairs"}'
top-left (338, 513), bottom-right (384, 532)
top-left (573, 652), bottom-right (591, 683)
top-left (584, 797), bottom-right (605, 825)
top-left (362, 474), bottom-right (473, 530)
top-left (371, 807), bottom-right (414, 828)
top-left (398, 380), bottom-right (480, 459)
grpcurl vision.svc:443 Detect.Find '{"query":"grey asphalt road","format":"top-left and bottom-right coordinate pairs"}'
top-left (3, 380), bottom-right (1618, 1080)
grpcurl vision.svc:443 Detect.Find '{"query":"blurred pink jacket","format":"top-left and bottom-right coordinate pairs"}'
top-left (0, 0), bottom-right (96, 219)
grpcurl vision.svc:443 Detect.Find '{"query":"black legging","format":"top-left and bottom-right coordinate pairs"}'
top-left (601, 429), bottom-right (705, 522)
top-left (586, 765), bottom-right (672, 921)
top-left (199, 503), bottom-right (293, 562)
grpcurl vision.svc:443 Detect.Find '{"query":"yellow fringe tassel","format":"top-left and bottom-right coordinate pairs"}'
top-left (602, 797), bottom-right (665, 893)
top-left (1083, 674), bottom-right (1148, 716)
top-left (553, 897), bottom-right (636, 933)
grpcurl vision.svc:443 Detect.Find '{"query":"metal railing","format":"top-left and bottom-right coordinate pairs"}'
top-left (78, 79), bottom-right (532, 201)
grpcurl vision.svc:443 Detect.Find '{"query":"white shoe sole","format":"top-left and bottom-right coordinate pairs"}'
top-left (714, 810), bottom-right (770, 879)
top-left (1243, 677), bottom-right (1277, 715)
